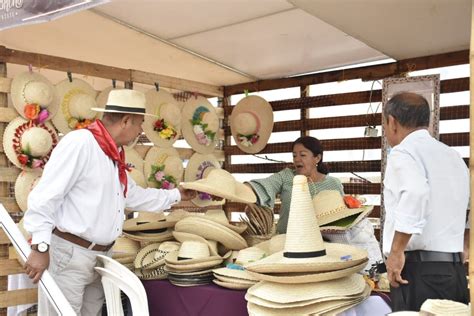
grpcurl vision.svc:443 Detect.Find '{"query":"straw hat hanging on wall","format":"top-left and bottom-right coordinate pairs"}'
top-left (11, 71), bottom-right (58, 123)
top-left (144, 147), bottom-right (183, 190)
top-left (230, 95), bottom-right (273, 154)
top-left (14, 169), bottom-right (42, 212)
top-left (143, 89), bottom-right (181, 148)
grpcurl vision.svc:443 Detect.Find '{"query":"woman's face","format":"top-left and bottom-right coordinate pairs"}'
top-left (292, 143), bottom-right (321, 176)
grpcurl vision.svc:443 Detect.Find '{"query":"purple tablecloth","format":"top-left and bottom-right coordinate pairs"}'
top-left (142, 280), bottom-right (248, 316)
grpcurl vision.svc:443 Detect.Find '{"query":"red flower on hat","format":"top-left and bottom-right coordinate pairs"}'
top-left (17, 154), bottom-right (29, 166)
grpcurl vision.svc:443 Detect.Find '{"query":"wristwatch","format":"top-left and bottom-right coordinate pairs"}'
top-left (31, 242), bottom-right (49, 253)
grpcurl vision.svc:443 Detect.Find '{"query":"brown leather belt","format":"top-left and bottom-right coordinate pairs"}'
top-left (53, 228), bottom-right (114, 251)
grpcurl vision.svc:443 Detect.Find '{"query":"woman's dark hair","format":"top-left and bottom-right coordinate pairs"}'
top-left (292, 136), bottom-right (329, 174)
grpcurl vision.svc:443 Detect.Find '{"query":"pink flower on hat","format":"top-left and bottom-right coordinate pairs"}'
top-left (31, 159), bottom-right (43, 169)
top-left (37, 109), bottom-right (50, 124)
top-left (154, 171), bottom-right (165, 182)
top-left (161, 180), bottom-right (171, 189)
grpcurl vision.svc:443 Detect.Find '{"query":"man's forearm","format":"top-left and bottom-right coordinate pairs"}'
top-left (390, 231), bottom-right (412, 254)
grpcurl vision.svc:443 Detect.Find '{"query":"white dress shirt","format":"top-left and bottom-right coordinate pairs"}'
top-left (24, 129), bottom-right (181, 245)
top-left (383, 129), bottom-right (469, 256)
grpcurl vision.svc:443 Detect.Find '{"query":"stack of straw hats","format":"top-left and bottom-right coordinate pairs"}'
top-left (244, 175), bottom-right (371, 315)
top-left (111, 236), bottom-right (141, 270)
top-left (133, 241), bottom-right (180, 280)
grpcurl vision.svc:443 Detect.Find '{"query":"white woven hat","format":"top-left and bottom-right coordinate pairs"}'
top-left (420, 299), bottom-right (469, 315)
top-left (123, 211), bottom-right (179, 232)
top-left (202, 209), bottom-right (247, 234)
top-left (125, 147), bottom-right (146, 188)
top-left (91, 89), bottom-right (155, 116)
top-left (230, 95), bottom-right (273, 154)
top-left (184, 152), bottom-right (225, 207)
top-left (172, 231), bottom-right (219, 256)
top-left (3, 117), bottom-right (58, 170)
top-left (214, 274), bottom-right (256, 286)
top-left (181, 169), bottom-right (256, 204)
top-left (313, 190), bottom-right (373, 229)
top-left (14, 169), bottom-right (42, 212)
top-left (165, 240), bottom-right (223, 265)
top-left (111, 236), bottom-right (140, 259)
top-left (134, 241), bottom-right (180, 269)
top-left (181, 96), bottom-right (219, 154)
top-left (95, 86), bottom-right (119, 118)
top-left (11, 71), bottom-right (58, 122)
top-left (213, 279), bottom-right (253, 290)
top-left (144, 89), bottom-right (181, 147)
top-left (122, 229), bottom-right (174, 242)
top-left (53, 78), bottom-right (100, 133)
top-left (213, 247), bottom-right (266, 282)
top-left (144, 147), bottom-right (183, 189)
top-left (175, 216), bottom-right (248, 250)
top-left (244, 175), bottom-right (367, 274)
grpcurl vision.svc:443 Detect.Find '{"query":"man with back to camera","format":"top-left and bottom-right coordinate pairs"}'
top-left (383, 92), bottom-right (469, 311)
top-left (23, 89), bottom-right (196, 315)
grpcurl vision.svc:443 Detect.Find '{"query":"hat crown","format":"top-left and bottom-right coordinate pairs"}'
top-left (69, 93), bottom-right (97, 120)
top-left (235, 247), bottom-right (266, 265)
top-left (106, 89), bottom-right (146, 111)
top-left (420, 299), bottom-right (469, 315)
top-left (136, 211), bottom-right (166, 223)
top-left (162, 155), bottom-right (183, 179)
top-left (284, 175), bottom-right (326, 256)
top-left (112, 237), bottom-right (140, 256)
top-left (160, 103), bottom-right (181, 126)
top-left (201, 112), bottom-right (219, 132)
top-left (159, 241), bottom-right (180, 252)
top-left (178, 241), bottom-right (210, 259)
top-left (205, 209), bottom-right (230, 225)
top-left (206, 169), bottom-right (237, 194)
top-left (234, 112), bottom-right (257, 135)
top-left (21, 127), bottom-right (53, 157)
top-left (24, 81), bottom-right (53, 106)
top-left (312, 190), bottom-right (347, 218)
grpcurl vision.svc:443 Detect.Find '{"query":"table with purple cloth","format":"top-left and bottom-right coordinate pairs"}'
top-left (142, 280), bottom-right (392, 316)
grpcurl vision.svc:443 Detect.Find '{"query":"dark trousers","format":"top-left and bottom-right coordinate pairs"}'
top-left (390, 260), bottom-right (469, 311)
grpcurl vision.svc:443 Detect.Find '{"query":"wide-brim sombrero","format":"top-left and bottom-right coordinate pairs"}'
top-left (181, 96), bottom-right (219, 154)
top-left (144, 89), bottom-right (181, 148)
top-left (214, 273), bottom-right (257, 285)
top-left (134, 266), bottom-right (168, 280)
top-left (125, 147), bottom-right (146, 188)
top-left (165, 251), bottom-right (223, 266)
top-left (165, 258), bottom-right (223, 271)
top-left (123, 229), bottom-right (174, 242)
top-left (14, 169), bottom-right (42, 212)
top-left (184, 152), bottom-right (225, 207)
top-left (144, 146), bottom-right (183, 189)
top-left (11, 71), bottom-right (58, 122)
top-left (53, 78), bottom-right (99, 134)
top-left (4, 117), bottom-right (58, 170)
top-left (213, 267), bottom-right (259, 282)
top-left (175, 217), bottom-right (248, 250)
top-left (230, 95), bottom-right (273, 154)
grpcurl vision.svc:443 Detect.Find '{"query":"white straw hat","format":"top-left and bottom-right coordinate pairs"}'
top-left (184, 152), bottom-right (224, 207)
top-left (213, 279), bottom-right (253, 290)
top-left (213, 247), bottom-right (266, 281)
top-left (123, 211), bottom-right (178, 232)
top-left (165, 240), bottom-right (223, 265)
top-left (122, 229), bottom-right (174, 242)
top-left (172, 231), bottom-right (219, 256)
top-left (181, 169), bottom-right (256, 204)
top-left (125, 147), bottom-right (146, 188)
top-left (134, 241), bottom-right (180, 269)
top-left (96, 86), bottom-right (118, 119)
top-left (202, 209), bottom-right (247, 234)
top-left (181, 96), bottom-right (219, 154)
top-left (230, 95), bottom-right (273, 154)
top-left (244, 175), bottom-right (367, 274)
top-left (4, 117), bottom-right (58, 170)
top-left (143, 89), bottom-right (181, 147)
top-left (11, 71), bottom-right (58, 122)
top-left (420, 299), bottom-right (469, 315)
top-left (175, 216), bottom-right (248, 250)
top-left (144, 147), bottom-right (183, 189)
top-left (91, 89), bottom-right (155, 116)
top-left (111, 236), bottom-right (140, 259)
top-left (53, 78), bottom-right (101, 133)
top-left (313, 190), bottom-right (373, 229)
top-left (14, 169), bottom-right (42, 212)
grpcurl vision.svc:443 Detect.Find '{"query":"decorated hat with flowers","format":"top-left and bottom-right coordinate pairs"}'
top-left (182, 96), bottom-right (219, 154)
top-left (11, 71), bottom-right (58, 124)
top-left (52, 78), bottom-right (101, 134)
top-left (125, 147), bottom-right (147, 188)
top-left (144, 146), bottom-right (183, 190)
top-left (143, 89), bottom-right (182, 148)
top-left (4, 117), bottom-right (59, 170)
top-left (230, 95), bottom-right (273, 154)
top-left (184, 152), bottom-right (224, 207)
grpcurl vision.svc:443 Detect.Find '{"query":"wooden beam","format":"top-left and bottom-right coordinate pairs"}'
top-left (0, 198), bottom-right (20, 213)
top-left (0, 231), bottom-right (9, 245)
top-left (0, 259), bottom-right (23, 276)
top-left (224, 50), bottom-right (469, 95)
top-left (0, 167), bottom-right (19, 183)
top-left (0, 107), bottom-right (17, 124)
top-left (0, 288), bottom-right (37, 308)
top-left (343, 183), bottom-right (380, 195)
top-left (0, 77), bottom-right (10, 94)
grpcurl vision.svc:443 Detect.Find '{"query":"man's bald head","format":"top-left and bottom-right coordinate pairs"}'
top-left (383, 92), bottom-right (430, 128)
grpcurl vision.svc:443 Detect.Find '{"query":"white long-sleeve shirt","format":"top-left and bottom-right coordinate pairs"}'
top-left (24, 129), bottom-right (181, 245)
top-left (382, 129), bottom-right (469, 256)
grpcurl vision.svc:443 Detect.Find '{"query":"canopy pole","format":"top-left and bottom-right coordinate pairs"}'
top-left (469, 0), bottom-right (474, 310)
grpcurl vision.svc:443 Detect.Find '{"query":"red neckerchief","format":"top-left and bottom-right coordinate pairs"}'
top-left (87, 120), bottom-right (130, 197)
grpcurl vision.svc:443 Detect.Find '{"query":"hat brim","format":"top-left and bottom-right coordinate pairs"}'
top-left (230, 95), bottom-right (274, 154)
top-left (318, 205), bottom-right (374, 227)
top-left (244, 242), bottom-right (368, 274)
top-left (165, 251), bottom-right (223, 265)
top-left (214, 273), bottom-right (257, 285)
top-left (122, 229), bottom-right (174, 242)
top-left (172, 231), bottom-right (219, 256)
top-left (175, 217), bottom-right (248, 250)
top-left (181, 180), bottom-right (256, 204)
top-left (320, 206), bottom-right (374, 233)
top-left (14, 169), bottom-right (42, 212)
top-left (213, 279), bottom-right (253, 290)
top-left (123, 217), bottom-right (176, 232)
top-left (125, 147), bottom-right (146, 188)
top-left (134, 266), bottom-right (168, 280)
top-left (213, 267), bottom-right (259, 282)
top-left (91, 107), bottom-right (156, 117)
top-left (165, 258), bottom-right (223, 271)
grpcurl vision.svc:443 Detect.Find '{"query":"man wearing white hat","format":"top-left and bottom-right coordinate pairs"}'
top-left (23, 89), bottom-right (196, 315)
top-left (382, 92), bottom-right (469, 312)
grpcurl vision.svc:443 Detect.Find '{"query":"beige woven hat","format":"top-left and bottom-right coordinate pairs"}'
top-left (11, 71), bottom-right (58, 122)
top-left (165, 240), bottom-right (223, 265)
top-left (313, 190), bottom-right (373, 229)
top-left (181, 169), bottom-right (256, 204)
top-left (202, 209), bottom-right (247, 234)
top-left (122, 229), bottom-right (174, 242)
top-left (143, 89), bottom-right (181, 147)
top-left (244, 175), bottom-right (367, 274)
top-left (213, 279), bottom-right (253, 290)
top-left (14, 169), bottom-right (42, 212)
top-left (175, 216), bottom-right (248, 250)
top-left (214, 274), bottom-right (257, 285)
top-left (172, 231), bottom-right (219, 256)
top-left (53, 78), bottom-right (101, 133)
top-left (134, 265), bottom-right (168, 280)
top-left (144, 147), bottom-right (183, 190)
top-left (182, 96), bottom-right (219, 154)
top-left (4, 117), bottom-right (59, 170)
top-left (123, 211), bottom-right (179, 232)
top-left (111, 236), bottom-right (140, 259)
top-left (184, 152), bottom-right (225, 207)
top-left (213, 247), bottom-right (266, 282)
top-left (95, 86), bottom-right (118, 118)
top-left (91, 89), bottom-right (155, 116)
top-left (420, 299), bottom-right (469, 315)
top-left (134, 241), bottom-right (180, 269)
top-left (124, 147), bottom-right (146, 188)
top-left (230, 95), bottom-right (273, 154)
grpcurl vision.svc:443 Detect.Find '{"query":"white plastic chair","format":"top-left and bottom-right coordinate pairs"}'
top-left (95, 267), bottom-right (149, 316)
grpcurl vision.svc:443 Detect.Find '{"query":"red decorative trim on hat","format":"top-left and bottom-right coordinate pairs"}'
top-left (237, 111), bottom-right (260, 147)
top-left (12, 121), bottom-right (58, 169)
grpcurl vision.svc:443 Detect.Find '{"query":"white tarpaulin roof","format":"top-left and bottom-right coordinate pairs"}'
top-left (0, 0), bottom-right (470, 87)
